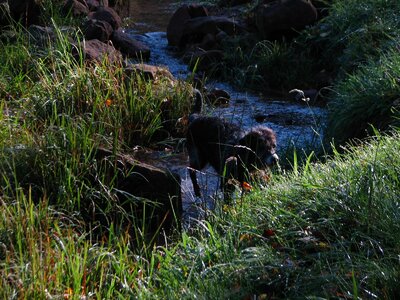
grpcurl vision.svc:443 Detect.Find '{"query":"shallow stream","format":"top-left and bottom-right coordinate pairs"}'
top-left (115, 0), bottom-right (327, 223)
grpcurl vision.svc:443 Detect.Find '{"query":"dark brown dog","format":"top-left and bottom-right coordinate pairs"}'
top-left (186, 90), bottom-right (278, 199)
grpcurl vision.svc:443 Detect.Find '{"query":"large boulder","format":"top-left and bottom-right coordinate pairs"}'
top-left (95, 148), bottom-right (182, 236)
top-left (118, 162), bottom-right (182, 235)
top-left (75, 39), bottom-right (122, 63)
top-left (181, 16), bottom-right (245, 46)
top-left (254, 0), bottom-right (318, 40)
top-left (166, 4), bottom-right (208, 47)
top-left (111, 30), bottom-right (150, 60)
top-left (83, 18), bottom-right (113, 42)
top-left (62, 0), bottom-right (89, 17)
top-left (88, 6), bottom-right (121, 30)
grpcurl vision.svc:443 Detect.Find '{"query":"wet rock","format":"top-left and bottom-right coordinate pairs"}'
top-left (235, 98), bottom-right (247, 104)
top-left (76, 39), bottom-right (122, 63)
top-left (167, 4), bottom-right (208, 47)
top-left (253, 0), bottom-right (318, 40)
top-left (265, 112), bottom-right (299, 126)
top-left (88, 6), bottom-right (121, 30)
top-left (206, 88), bottom-right (230, 106)
top-left (83, 18), bottom-right (113, 42)
top-left (111, 30), bottom-right (150, 60)
top-left (62, 0), bottom-right (89, 17)
top-left (124, 63), bottom-right (175, 82)
top-left (95, 148), bottom-right (182, 235)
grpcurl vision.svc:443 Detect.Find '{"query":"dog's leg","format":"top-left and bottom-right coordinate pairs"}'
top-left (189, 167), bottom-right (201, 197)
top-left (188, 147), bottom-right (204, 197)
top-left (222, 156), bottom-right (238, 203)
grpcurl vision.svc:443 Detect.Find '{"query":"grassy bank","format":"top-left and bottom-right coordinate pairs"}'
top-left (148, 130), bottom-right (400, 299)
top-left (1, 130), bottom-right (399, 298)
top-left (0, 0), bottom-right (399, 298)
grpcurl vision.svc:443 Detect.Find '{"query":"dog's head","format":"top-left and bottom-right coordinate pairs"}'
top-left (237, 126), bottom-right (279, 168)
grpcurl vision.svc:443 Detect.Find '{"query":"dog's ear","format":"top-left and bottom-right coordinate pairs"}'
top-left (240, 127), bottom-right (277, 150)
top-left (239, 131), bottom-right (262, 150)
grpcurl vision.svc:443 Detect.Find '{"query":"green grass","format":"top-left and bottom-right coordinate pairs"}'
top-left (216, 0), bottom-right (400, 143)
top-left (2, 130), bottom-right (399, 298)
top-left (218, 0), bottom-right (400, 91)
top-left (1, 0), bottom-right (399, 298)
top-left (327, 49), bottom-right (400, 144)
top-left (150, 131), bottom-right (400, 299)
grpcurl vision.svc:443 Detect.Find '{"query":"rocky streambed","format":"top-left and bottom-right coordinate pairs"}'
top-left (115, 1), bottom-right (327, 224)
top-left (2, 0), bottom-right (327, 229)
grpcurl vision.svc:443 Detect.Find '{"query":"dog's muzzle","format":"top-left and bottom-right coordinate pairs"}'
top-left (265, 153), bottom-right (279, 166)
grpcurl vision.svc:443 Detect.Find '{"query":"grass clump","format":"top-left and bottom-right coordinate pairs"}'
top-left (218, 0), bottom-right (400, 143)
top-left (220, 36), bottom-right (318, 91)
top-left (311, 0), bottom-right (400, 76)
top-left (327, 50), bottom-right (400, 144)
top-left (1, 128), bottom-right (399, 298)
top-left (145, 130), bottom-right (400, 298)
top-left (220, 0), bottom-right (400, 91)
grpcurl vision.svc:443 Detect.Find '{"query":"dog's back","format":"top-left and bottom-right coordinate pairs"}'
top-left (186, 89), bottom-right (278, 198)
top-left (187, 115), bottom-right (242, 174)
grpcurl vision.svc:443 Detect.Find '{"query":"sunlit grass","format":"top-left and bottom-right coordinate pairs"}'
top-left (1, 0), bottom-right (399, 298)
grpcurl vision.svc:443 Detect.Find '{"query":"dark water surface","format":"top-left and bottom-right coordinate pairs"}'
top-left (115, 1), bottom-right (327, 223)
top-left (114, 0), bottom-right (179, 33)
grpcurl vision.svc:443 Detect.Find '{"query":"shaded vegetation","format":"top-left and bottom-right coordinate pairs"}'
top-left (0, 0), bottom-right (399, 298)
top-left (217, 0), bottom-right (400, 143)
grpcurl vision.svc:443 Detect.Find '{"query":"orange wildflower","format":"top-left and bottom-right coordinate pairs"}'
top-left (241, 181), bottom-right (252, 191)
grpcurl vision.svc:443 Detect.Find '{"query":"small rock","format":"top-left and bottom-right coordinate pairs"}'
top-left (28, 25), bottom-right (56, 47)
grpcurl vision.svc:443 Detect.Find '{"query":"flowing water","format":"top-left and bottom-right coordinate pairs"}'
top-left (115, 1), bottom-right (327, 223)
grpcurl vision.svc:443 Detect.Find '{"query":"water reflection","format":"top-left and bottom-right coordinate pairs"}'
top-left (114, 0), bottom-right (178, 33)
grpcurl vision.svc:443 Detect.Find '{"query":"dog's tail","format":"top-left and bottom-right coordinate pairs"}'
top-left (191, 88), bottom-right (203, 114)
